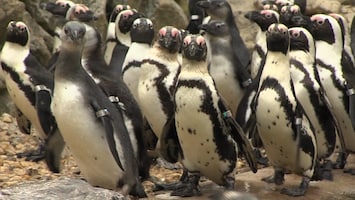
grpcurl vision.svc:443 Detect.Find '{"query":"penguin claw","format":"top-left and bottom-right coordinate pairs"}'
top-left (16, 145), bottom-right (46, 162)
top-left (280, 177), bottom-right (310, 197)
top-left (170, 182), bottom-right (201, 197)
top-left (261, 170), bottom-right (284, 185)
top-left (343, 168), bottom-right (355, 175)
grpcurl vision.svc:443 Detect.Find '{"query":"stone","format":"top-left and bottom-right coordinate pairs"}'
top-left (0, 177), bottom-right (126, 200)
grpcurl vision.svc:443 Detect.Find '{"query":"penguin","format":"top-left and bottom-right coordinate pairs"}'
top-left (279, 4), bottom-right (301, 27)
top-left (0, 21), bottom-right (65, 171)
top-left (351, 15), bottom-right (355, 57)
top-left (196, 0), bottom-right (251, 72)
top-left (253, 23), bottom-right (317, 196)
top-left (104, 4), bottom-right (131, 65)
top-left (329, 13), bottom-right (355, 69)
top-left (289, 27), bottom-right (338, 180)
top-left (186, 0), bottom-right (206, 34)
top-left (311, 14), bottom-right (355, 172)
top-left (77, 20), bottom-right (151, 181)
top-left (262, 1), bottom-right (279, 11)
top-left (137, 26), bottom-right (181, 145)
top-left (121, 17), bottom-right (154, 102)
top-left (108, 9), bottom-right (144, 76)
top-left (170, 34), bottom-right (256, 197)
top-left (51, 21), bottom-right (146, 197)
top-left (199, 19), bottom-right (251, 117)
top-left (244, 9), bottom-right (280, 79)
top-left (275, 0), bottom-right (306, 14)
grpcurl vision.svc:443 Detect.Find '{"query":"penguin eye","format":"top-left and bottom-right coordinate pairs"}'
top-left (317, 20), bottom-right (324, 25)
top-left (149, 24), bottom-right (153, 29)
top-left (265, 13), bottom-right (272, 18)
top-left (132, 23), bottom-right (138, 29)
top-left (64, 27), bottom-right (69, 35)
top-left (292, 32), bottom-right (300, 38)
top-left (182, 41), bottom-right (188, 47)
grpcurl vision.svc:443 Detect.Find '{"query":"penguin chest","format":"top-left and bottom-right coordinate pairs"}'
top-left (175, 84), bottom-right (236, 184)
top-left (51, 81), bottom-right (123, 189)
top-left (210, 55), bottom-right (243, 115)
top-left (137, 62), bottom-right (178, 139)
top-left (256, 89), bottom-right (299, 168)
top-left (2, 71), bottom-right (45, 138)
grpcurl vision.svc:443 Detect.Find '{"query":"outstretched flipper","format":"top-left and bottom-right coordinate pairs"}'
top-left (91, 100), bottom-right (124, 171)
top-left (222, 109), bottom-right (257, 173)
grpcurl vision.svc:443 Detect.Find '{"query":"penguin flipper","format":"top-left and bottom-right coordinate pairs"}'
top-left (160, 116), bottom-right (181, 163)
top-left (221, 106), bottom-right (257, 173)
top-left (90, 100), bottom-right (124, 171)
top-left (14, 108), bottom-right (31, 135)
top-left (45, 128), bottom-right (65, 173)
top-left (35, 85), bottom-right (56, 135)
top-left (351, 15), bottom-right (355, 58)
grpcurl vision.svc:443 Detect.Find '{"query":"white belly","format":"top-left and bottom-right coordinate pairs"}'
top-left (175, 86), bottom-right (234, 184)
top-left (52, 81), bottom-right (123, 189)
top-left (3, 73), bottom-right (46, 138)
top-left (210, 55), bottom-right (243, 116)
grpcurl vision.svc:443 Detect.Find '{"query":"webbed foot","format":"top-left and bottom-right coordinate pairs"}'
top-left (261, 169), bottom-right (284, 185)
top-left (280, 177), bottom-right (310, 197)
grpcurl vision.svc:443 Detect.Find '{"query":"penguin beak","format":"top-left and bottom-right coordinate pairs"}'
top-left (198, 23), bottom-right (209, 32)
top-left (244, 10), bottom-right (259, 22)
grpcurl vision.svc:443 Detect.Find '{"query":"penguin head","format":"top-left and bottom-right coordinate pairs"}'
top-left (157, 26), bottom-right (182, 54)
top-left (199, 20), bottom-right (229, 37)
top-left (66, 4), bottom-right (98, 22)
top-left (310, 14), bottom-right (342, 46)
top-left (196, 0), bottom-right (231, 21)
top-left (130, 18), bottom-right (154, 44)
top-left (262, 3), bottom-right (278, 12)
top-left (181, 34), bottom-right (207, 61)
top-left (329, 13), bottom-right (347, 47)
top-left (116, 9), bottom-right (143, 34)
top-left (109, 4), bottom-right (131, 23)
top-left (279, 4), bottom-right (300, 26)
top-left (40, 0), bottom-right (74, 16)
top-left (60, 21), bottom-right (86, 50)
top-left (244, 10), bottom-right (279, 31)
top-left (275, 0), bottom-right (294, 11)
top-left (266, 23), bottom-right (290, 54)
top-left (289, 27), bottom-right (315, 56)
top-left (5, 21), bottom-right (30, 47)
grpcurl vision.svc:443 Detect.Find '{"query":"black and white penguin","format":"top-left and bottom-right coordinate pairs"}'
top-left (289, 27), bottom-right (338, 179)
top-left (122, 17), bottom-right (154, 101)
top-left (275, 0), bottom-right (307, 14)
top-left (137, 26), bottom-right (181, 146)
top-left (186, 0), bottom-right (206, 34)
top-left (108, 9), bottom-right (144, 76)
top-left (330, 13), bottom-right (355, 69)
top-left (171, 34), bottom-right (256, 197)
top-left (244, 9), bottom-right (280, 79)
top-left (77, 22), bottom-right (151, 180)
top-left (0, 21), bottom-right (64, 171)
top-left (311, 14), bottom-right (355, 172)
top-left (104, 4), bottom-right (131, 65)
top-left (254, 23), bottom-right (317, 196)
top-left (51, 21), bottom-right (146, 197)
top-left (197, 0), bottom-right (251, 71)
top-left (199, 20), bottom-right (251, 117)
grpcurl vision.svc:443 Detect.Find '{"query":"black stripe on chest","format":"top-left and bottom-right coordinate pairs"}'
top-left (176, 79), bottom-right (236, 161)
top-left (1, 62), bottom-right (35, 106)
top-left (142, 59), bottom-right (179, 117)
top-left (291, 59), bottom-right (336, 147)
top-left (122, 60), bottom-right (142, 75)
top-left (256, 77), bottom-right (297, 139)
top-left (316, 58), bottom-right (347, 110)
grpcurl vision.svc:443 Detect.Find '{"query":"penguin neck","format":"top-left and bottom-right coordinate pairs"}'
top-left (315, 40), bottom-right (342, 63)
top-left (52, 27), bottom-right (62, 54)
top-left (0, 42), bottom-right (29, 70)
top-left (55, 48), bottom-right (83, 80)
top-left (106, 22), bottom-right (116, 41)
top-left (262, 51), bottom-right (291, 82)
top-left (153, 44), bottom-right (179, 62)
top-left (181, 59), bottom-right (209, 74)
top-left (115, 30), bottom-right (131, 47)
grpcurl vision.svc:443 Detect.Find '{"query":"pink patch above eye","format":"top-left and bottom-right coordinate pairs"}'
top-left (122, 10), bottom-right (134, 18)
top-left (171, 28), bottom-right (179, 37)
top-left (196, 36), bottom-right (205, 45)
top-left (159, 28), bottom-right (167, 36)
top-left (184, 36), bottom-right (192, 45)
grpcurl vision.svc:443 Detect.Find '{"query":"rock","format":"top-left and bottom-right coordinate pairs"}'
top-left (0, 177), bottom-right (126, 200)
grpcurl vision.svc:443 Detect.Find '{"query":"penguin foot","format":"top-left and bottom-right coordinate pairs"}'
top-left (254, 149), bottom-right (269, 166)
top-left (16, 144), bottom-right (45, 162)
top-left (261, 170), bottom-right (284, 185)
top-left (170, 174), bottom-right (201, 197)
top-left (333, 152), bottom-right (348, 169)
top-left (321, 160), bottom-right (334, 181)
top-left (280, 177), bottom-right (310, 197)
top-left (343, 168), bottom-right (355, 175)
